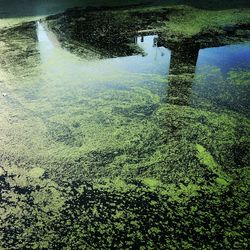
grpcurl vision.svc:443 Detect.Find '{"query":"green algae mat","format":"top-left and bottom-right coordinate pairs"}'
top-left (0, 4), bottom-right (250, 250)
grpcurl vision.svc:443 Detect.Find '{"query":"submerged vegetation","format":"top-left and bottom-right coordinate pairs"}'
top-left (0, 2), bottom-right (250, 249)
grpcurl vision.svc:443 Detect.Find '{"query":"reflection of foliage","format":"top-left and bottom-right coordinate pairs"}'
top-left (162, 5), bottom-right (250, 43)
top-left (46, 9), bottom-right (147, 58)
top-left (46, 4), bottom-right (250, 55)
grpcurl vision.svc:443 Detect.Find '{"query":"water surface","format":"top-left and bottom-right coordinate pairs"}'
top-left (1, 23), bottom-right (249, 160)
top-left (0, 14), bottom-right (250, 250)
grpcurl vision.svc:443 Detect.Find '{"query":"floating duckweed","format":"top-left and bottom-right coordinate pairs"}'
top-left (28, 167), bottom-right (45, 178)
top-left (142, 178), bottom-right (161, 189)
top-left (0, 3), bottom-right (249, 250)
top-left (196, 144), bottom-right (218, 170)
top-left (215, 177), bottom-right (229, 186)
top-left (0, 167), bottom-right (5, 176)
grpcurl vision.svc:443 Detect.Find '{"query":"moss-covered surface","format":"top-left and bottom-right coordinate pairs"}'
top-left (162, 6), bottom-right (250, 42)
top-left (1, 81), bottom-right (249, 249)
top-left (0, 22), bottom-right (39, 78)
top-left (0, 4), bottom-right (250, 250)
top-left (1, 162), bottom-right (249, 249)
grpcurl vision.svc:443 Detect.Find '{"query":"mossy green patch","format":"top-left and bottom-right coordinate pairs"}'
top-left (215, 177), bottom-right (229, 186)
top-left (196, 143), bottom-right (232, 186)
top-left (142, 178), bottom-right (161, 189)
top-left (196, 144), bottom-right (218, 170)
top-left (0, 167), bottom-right (5, 176)
top-left (28, 167), bottom-right (45, 178)
top-left (162, 6), bottom-right (250, 39)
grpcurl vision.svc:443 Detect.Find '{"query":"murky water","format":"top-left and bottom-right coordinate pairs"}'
top-left (0, 9), bottom-right (250, 249)
top-left (1, 19), bottom-right (249, 167)
top-left (0, 0), bottom-right (110, 18)
top-left (0, 0), bottom-right (141, 28)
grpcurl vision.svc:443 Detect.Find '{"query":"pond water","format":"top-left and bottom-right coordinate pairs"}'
top-left (197, 43), bottom-right (250, 74)
top-left (193, 43), bottom-right (250, 115)
top-left (0, 11), bottom-right (250, 250)
top-left (37, 20), bottom-right (250, 85)
top-left (37, 24), bottom-right (171, 76)
top-left (0, 20), bottom-right (249, 169)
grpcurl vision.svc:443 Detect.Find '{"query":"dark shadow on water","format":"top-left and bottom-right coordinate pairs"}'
top-left (0, 0), bottom-right (249, 19)
top-left (173, 0), bottom-right (250, 10)
top-left (167, 43), bottom-right (199, 106)
top-left (0, 0), bottom-right (151, 19)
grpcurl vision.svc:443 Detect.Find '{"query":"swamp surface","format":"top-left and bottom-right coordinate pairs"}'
top-left (0, 2), bottom-right (250, 250)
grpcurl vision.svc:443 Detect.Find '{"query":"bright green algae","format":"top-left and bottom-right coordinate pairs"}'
top-left (0, 5), bottom-right (250, 250)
